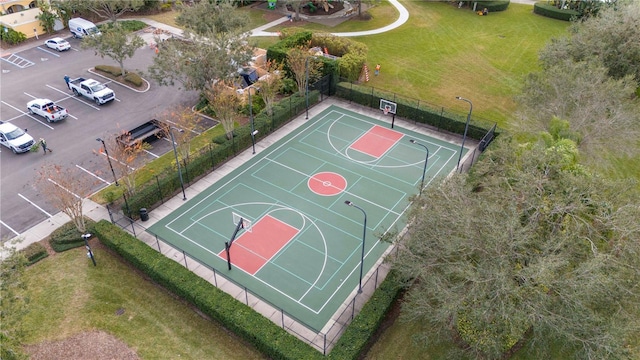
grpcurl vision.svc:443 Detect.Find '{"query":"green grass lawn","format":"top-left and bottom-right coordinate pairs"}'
top-left (17, 242), bottom-right (264, 359)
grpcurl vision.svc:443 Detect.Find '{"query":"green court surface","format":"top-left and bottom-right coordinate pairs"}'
top-left (148, 104), bottom-right (464, 331)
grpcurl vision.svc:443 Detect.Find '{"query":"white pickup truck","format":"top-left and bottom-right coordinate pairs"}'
top-left (68, 77), bottom-right (115, 105)
top-left (27, 98), bottom-right (69, 122)
top-left (0, 121), bottom-right (35, 153)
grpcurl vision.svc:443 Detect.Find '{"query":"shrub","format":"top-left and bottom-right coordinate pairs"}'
top-left (95, 64), bottom-right (123, 76)
top-left (124, 72), bottom-right (143, 87)
top-left (0, 26), bottom-right (27, 45)
top-left (475, 0), bottom-right (510, 12)
top-left (22, 242), bottom-right (48, 265)
top-left (534, 3), bottom-right (579, 21)
top-left (49, 218), bottom-right (95, 252)
top-left (98, 20), bottom-right (147, 33)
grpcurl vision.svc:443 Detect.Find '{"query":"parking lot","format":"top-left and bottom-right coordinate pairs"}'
top-left (0, 34), bottom-right (203, 240)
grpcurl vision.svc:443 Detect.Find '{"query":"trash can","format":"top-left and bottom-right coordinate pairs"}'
top-left (139, 208), bottom-right (149, 221)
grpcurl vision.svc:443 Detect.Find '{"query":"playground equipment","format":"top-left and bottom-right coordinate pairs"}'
top-left (268, 0), bottom-right (276, 10)
top-left (320, 0), bottom-right (334, 12)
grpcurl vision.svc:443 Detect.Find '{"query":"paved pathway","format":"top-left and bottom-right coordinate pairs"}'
top-left (251, 0), bottom-right (409, 37)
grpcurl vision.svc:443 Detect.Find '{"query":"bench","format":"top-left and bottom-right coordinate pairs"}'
top-left (117, 119), bottom-right (166, 147)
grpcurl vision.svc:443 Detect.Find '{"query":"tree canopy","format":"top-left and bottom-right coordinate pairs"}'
top-left (539, 1), bottom-right (640, 83)
top-left (393, 137), bottom-right (640, 359)
top-left (81, 22), bottom-right (144, 77)
top-left (146, 1), bottom-right (254, 93)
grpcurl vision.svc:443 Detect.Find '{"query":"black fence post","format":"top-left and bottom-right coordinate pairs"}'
top-left (155, 175), bottom-right (163, 204)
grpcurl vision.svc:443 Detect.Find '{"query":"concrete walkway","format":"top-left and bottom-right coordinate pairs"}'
top-left (251, 0), bottom-right (409, 37)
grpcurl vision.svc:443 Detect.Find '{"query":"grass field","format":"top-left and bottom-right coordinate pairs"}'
top-left (18, 242), bottom-right (264, 359)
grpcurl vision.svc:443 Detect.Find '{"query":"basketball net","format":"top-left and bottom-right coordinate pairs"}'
top-left (383, 106), bottom-right (390, 115)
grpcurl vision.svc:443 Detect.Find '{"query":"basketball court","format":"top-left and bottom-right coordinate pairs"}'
top-left (148, 103), bottom-right (465, 331)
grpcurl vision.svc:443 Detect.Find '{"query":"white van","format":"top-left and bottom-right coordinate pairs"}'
top-left (68, 18), bottom-right (101, 39)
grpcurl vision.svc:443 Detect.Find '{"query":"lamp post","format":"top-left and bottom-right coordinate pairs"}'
top-left (409, 139), bottom-right (429, 194)
top-left (169, 127), bottom-right (187, 200)
top-left (82, 233), bottom-right (96, 266)
top-left (96, 138), bottom-right (119, 186)
top-left (455, 96), bottom-right (472, 172)
top-left (248, 87), bottom-right (258, 154)
top-left (344, 200), bottom-right (367, 294)
top-left (305, 56), bottom-right (310, 120)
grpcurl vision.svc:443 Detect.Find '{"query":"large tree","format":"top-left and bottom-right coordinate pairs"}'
top-left (516, 59), bottom-right (640, 166)
top-left (81, 22), bottom-right (144, 77)
top-left (34, 163), bottom-right (98, 233)
top-left (392, 137), bottom-right (640, 359)
top-left (58, 0), bottom-right (144, 23)
top-left (146, 1), bottom-right (254, 93)
top-left (287, 46), bottom-right (322, 95)
top-left (205, 80), bottom-right (241, 140)
top-left (538, 1), bottom-right (640, 83)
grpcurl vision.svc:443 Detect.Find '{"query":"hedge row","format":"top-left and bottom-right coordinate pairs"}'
top-left (93, 219), bottom-right (403, 358)
top-left (474, 0), bottom-right (510, 12)
top-left (22, 242), bottom-right (48, 265)
top-left (93, 220), bottom-right (321, 359)
top-left (94, 65), bottom-right (143, 87)
top-left (328, 272), bottom-right (403, 359)
top-left (335, 81), bottom-right (491, 140)
top-left (125, 92), bottom-right (316, 218)
top-left (310, 33), bottom-right (368, 81)
top-left (48, 218), bottom-right (95, 252)
top-left (533, 2), bottom-right (578, 21)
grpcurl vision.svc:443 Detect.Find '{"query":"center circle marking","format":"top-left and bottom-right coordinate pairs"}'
top-left (308, 172), bottom-right (347, 196)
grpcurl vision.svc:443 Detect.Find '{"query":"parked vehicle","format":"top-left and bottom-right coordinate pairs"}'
top-left (117, 119), bottom-right (165, 147)
top-left (44, 37), bottom-right (71, 51)
top-left (0, 121), bottom-right (35, 154)
top-left (68, 77), bottom-right (115, 105)
top-left (27, 99), bottom-right (69, 123)
top-left (68, 18), bottom-right (101, 39)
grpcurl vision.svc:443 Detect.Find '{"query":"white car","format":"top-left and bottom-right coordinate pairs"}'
top-left (45, 37), bottom-right (71, 51)
top-left (0, 122), bottom-right (35, 153)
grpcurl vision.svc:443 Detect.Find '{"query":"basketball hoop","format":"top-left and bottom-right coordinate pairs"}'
top-left (383, 106), bottom-right (391, 115)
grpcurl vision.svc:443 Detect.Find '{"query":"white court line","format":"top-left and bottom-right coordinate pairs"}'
top-left (76, 164), bottom-right (111, 185)
top-left (0, 100), bottom-right (53, 130)
top-left (0, 220), bottom-right (20, 236)
top-left (18, 193), bottom-right (53, 218)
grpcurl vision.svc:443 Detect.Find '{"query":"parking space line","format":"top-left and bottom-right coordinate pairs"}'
top-left (0, 220), bottom-right (20, 237)
top-left (36, 47), bottom-right (61, 57)
top-left (48, 178), bottom-right (81, 199)
top-left (76, 164), bottom-right (111, 185)
top-left (46, 84), bottom-right (101, 111)
top-left (143, 148), bottom-right (160, 158)
top-left (18, 193), bottom-right (53, 218)
top-left (1, 100), bottom-right (54, 130)
top-left (162, 119), bottom-right (202, 135)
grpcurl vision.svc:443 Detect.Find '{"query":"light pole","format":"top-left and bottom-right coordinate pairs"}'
top-left (345, 200), bottom-right (367, 294)
top-left (96, 138), bottom-right (119, 186)
top-left (305, 55), bottom-right (321, 120)
top-left (455, 96), bottom-right (472, 172)
top-left (248, 87), bottom-right (258, 154)
top-left (409, 139), bottom-right (429, 194)
top-left (82, 233), bottom-right (96, 266)
top-left (169, 127), bottom-right (186, 200)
